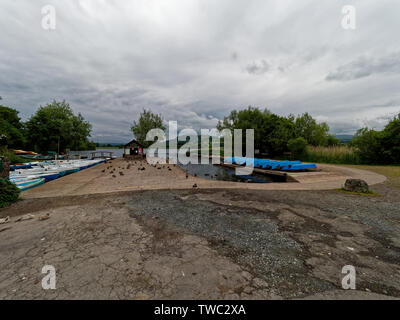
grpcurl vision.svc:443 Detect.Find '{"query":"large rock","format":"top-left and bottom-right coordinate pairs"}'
top-left (344, 179), bottom-right (369, 193)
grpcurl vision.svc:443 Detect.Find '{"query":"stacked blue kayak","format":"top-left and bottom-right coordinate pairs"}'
top-left (225, 157), bottom-right (316, 171)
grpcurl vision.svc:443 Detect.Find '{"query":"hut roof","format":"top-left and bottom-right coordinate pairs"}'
top-left (124, 139), bottom-right (144, 148)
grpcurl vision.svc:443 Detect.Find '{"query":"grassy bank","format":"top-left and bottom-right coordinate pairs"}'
top-left (347, 165), bottom-right (400, 189)
top-left (302, 146), bottom-right (360, 165)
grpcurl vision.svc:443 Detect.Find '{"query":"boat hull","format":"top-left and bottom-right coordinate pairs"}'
top-left (15, 178), bottom-right (45, 191)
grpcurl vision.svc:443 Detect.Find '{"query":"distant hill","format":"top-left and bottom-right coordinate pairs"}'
top-left (335, 135), bottom-right (354, 144)
top-left (95, 142), bottom-right (126, 147)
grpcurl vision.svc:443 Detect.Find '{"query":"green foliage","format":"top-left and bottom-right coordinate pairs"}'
top-left (303, 145), bottom-right (360, 164)
top-left (86, 141), bottom-right (97, 150)
top-left (380, 114), bottom-right (400, 163)
top-left (294, 112), bottom-right (333, 146)
top-left (0, 106), bottom-right (26, 148)
top-left (0, 178), bottom-right (20, 208)
top-left (0, 147), bottom-right (29, 164)
top-left (217, 107), bottom-right (295, 156)
top-left (25, 100), bottom-right (93, 153)
top-left (351, 128), bottom-right (383, 164)
top-left (337, 188), bottom-right (379, 197)
top-left (217, 107), bottom-right (334, 157)
top-left (287, 137), bottom-right (307, 158)
top-left (326, 134), bottom-right (340, 146)
top-left (263, 114), bottom-right (295, 156)
top-left (350, 114), bottom-right (400, 165)
top-left (131, 109), bottom-right (166, 148)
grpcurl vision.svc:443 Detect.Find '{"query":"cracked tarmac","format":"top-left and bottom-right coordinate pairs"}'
top-left (0, 186), bottom-right (399, 299)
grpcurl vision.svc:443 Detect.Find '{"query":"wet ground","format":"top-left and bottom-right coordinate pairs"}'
top-left (0, 184), bottom-right (399, 299)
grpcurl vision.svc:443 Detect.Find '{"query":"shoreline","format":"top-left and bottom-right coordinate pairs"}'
top-left (17, 158), bottom-right (386, 199)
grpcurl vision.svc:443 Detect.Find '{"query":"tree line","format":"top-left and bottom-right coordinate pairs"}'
top-left (217, 106), bottom-right (400, 164)
top-left (0, 100), bottom-right (96, 154)
top-left (351, 115), bottom-right (400, 164)
top-left (3, 100), bottom-right (398, 165)
top-left (130, 107), bottom-right (400, 165)
top-left (216, 107), bottom-right (338, 157)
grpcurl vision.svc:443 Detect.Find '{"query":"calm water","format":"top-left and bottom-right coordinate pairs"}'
top-left (69, 148), bottom-right (124, 159)
top-left (177, 159), bottom-right (285, 183)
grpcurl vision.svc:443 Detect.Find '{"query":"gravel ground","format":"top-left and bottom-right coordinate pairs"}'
top-left (124, 186), bottom-right (400, 297)
top-left (1, 182), bottom-right (399, 299)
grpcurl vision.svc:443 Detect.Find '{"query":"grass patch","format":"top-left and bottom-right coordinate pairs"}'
top-left (336, 187), bottom-right (380, 197)
top-left (342, 165), bottom-right (400, 189)
top-left (303, 145), bottom-right (360, 164)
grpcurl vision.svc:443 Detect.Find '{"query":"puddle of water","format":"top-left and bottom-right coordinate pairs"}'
top-left (178, 161), bottom-right (285, 183)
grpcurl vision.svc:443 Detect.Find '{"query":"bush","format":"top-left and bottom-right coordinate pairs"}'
top-left (0, 148), bottom-right (28, 164)
top-left (287, 137), bottom-right (307, 158)
top-left (381, 114), bottom-right (400, 164)
top-left (0, 178), bottom-right (20, 208)
top-left (351, 128), bottom-right (383, 164)
top-left (350, 114), bottom-right (400, 165)
top-left (303, 145), bottom-right (360, 164)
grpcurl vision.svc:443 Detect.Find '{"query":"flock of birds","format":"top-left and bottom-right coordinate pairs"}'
top-left (100, 160), bottom-right (199, 188)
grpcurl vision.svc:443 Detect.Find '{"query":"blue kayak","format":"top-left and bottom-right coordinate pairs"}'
top-left (280, 163), bottom-right (317, 171)
top-left (41, 173), bottom-right (59, 181)
top-left (225, 157), bottom-right (316, 171)
top-left (10, 164), bottom-right (33, 171)
top-left (15, 178), bottom-right (45, 191)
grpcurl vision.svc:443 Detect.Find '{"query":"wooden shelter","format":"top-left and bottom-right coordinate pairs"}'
top-left (123, 139), bottom-right (144, 159)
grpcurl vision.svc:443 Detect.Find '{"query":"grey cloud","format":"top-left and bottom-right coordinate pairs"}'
top-left (245, 60), bottom-right (270, 75)
top-left (326, 52), bottom-right (400, 81)
top-left (1, 0), bottom-right (400, 142)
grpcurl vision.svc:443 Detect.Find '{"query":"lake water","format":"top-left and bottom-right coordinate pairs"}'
top-left (69, 148), bottom-right (124, 159)
top-left (178, 162), bottom-right (284, 183)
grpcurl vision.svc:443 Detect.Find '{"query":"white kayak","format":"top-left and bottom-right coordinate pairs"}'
top-left (14, 178), bottom-right (45, 191)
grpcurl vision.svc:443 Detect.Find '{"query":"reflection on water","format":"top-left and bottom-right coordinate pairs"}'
top-left (153, 154), bottom-right (285, 183)
top-left (178, 159), bottom-right (285, 184)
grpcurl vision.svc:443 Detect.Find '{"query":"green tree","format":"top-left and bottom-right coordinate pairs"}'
top-left (350, 113), bottom-right (400, 165)
top-left (217, 106), bottom-right (295, 156)
top-left (294, 113), bottom-right (330, 146)
top-left (131, 109), bottom-right (166, 148)
top-left (287, 137), bottom-right (308, 158)
top-left (351, 128), bottom-right (383, 164)
top-left (26, 100), bottom-right (93, 153)
top-left (326, 134), bottom-right (340, 146)
top-left (380, 114), bottom-right (400, 163)
top-left (0, 105), bottom-right (25, 148)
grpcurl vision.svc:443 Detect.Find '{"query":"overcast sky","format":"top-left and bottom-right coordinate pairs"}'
top-left (1, 0), bottom-right (399, 142)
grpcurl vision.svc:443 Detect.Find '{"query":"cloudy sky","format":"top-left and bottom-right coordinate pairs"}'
top-left (1, 0), bottom-right (400, 142)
